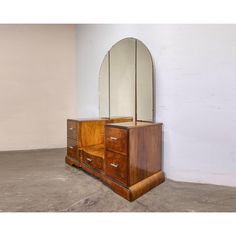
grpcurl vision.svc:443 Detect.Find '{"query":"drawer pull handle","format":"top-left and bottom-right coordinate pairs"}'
top-left (110, 137), bottom-right (118, 141)
top-left (69, 146), bottom-right (73, 149)
top-left (69, 127), bottom-right (74, 130)
top-left (86, 158), bottom-right (92, 162)
top-left (110, 163), bottom-right (119, 168)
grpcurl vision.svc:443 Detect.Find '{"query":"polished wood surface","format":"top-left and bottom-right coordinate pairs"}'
top-left (105, 127), bottom-right (128, 155)
top-left (106, 121), bottom-right (156, 128)
top-left (105, 151), bottom-right (128, 186)
top-left (101, 174), bottom-right (130, 200)
top-left (67, 138), bottom-right (77, 160)
top-left (67, 120), bottom-right (77, 140)
top-left (129, 171), bottom-right (165, 201)
top-left (66, 117), bottom-right (131, 172)
top-left (65, 118), bottom-right (164, 201)
top-left (107, 117), bottom-right (133, 124)
top-left (129, 123), bottom-right (162, 185)
top-left (82, 151), bottom-right (103, 172)
top-left (80, 162), bottom-right (103, 179)
top-left (78, 120), bottom-right (106, 147)
top-left (83, 144), bottom-right (104, 159)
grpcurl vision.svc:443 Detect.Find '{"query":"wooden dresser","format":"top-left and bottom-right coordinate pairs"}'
top-left (65, 118), bottom-right (165, 201)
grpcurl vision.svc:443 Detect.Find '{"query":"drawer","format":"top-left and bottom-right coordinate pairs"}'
top-left (105, 127), bottom-right (128, 155)
top-left (82, 152), bottom-right (103, 172)
top-left (67, 138), bottom-right (77, 159)
top-left (67, 120), bottom-right (77, 140)
top-left (105, 151), bottom-right (128, 186)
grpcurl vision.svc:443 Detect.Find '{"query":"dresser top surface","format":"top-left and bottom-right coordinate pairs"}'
top-left (68, 117), bottom-right (132, 122)
top-left (106, 121), bottom-right (162, 129)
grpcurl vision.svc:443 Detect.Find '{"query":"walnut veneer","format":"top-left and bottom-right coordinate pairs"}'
top-left (65, 118), bottom-right (165, 201)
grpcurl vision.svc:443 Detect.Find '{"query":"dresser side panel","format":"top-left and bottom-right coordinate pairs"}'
top-left (129, 124), bottom-right (162, 186)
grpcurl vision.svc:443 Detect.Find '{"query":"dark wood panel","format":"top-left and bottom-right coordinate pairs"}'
top-left (78, 149), bottom-right (83, 163)
top-left (67, 120), bottom-right (77, 140)
top-left (129, 123), bottom-right (162, 186)
top-left (81, 162), bottom-right (103, 179)
top-left (65, 155), bottom-right (80, 168)
top-left (105, 151), bottom-right (128, 186)
top-left (101, 175), bottom-right (130, 201)
top-left (145, 124), bottom-right (162, 176)
top-left (67, 138), bottom-right (77, 159)
top-left (129, 171), bottom-right (165, 201)
top-left (105, 127), bottom-right (128, 155)
top-left (82, 152), bottom-right (104, 172)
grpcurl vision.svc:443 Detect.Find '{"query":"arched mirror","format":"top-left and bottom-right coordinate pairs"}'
top-left (99, 37), bottom-right (154, 122)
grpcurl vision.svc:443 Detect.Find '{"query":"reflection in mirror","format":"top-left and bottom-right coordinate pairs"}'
top-left (137, 40), bottom-right (153, 121)
top-left (99, 53), bottom-right (109, 118)
top-left (110, 38), bottom-right (135, 118)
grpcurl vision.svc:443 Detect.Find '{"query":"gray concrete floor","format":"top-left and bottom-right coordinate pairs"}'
top-left (0, 148), bottom-right (235, 212)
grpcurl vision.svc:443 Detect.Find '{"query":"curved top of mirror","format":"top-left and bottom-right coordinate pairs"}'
top-left (99, 37), bottom-right (154, 122)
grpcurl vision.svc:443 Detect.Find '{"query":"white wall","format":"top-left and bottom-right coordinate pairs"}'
top-left (0, 25), bottom-right (77, 151)
top-left (76, 24), bottom-right (236, 187)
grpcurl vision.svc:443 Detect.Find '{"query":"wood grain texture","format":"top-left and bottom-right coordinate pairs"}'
top-left (105, 127), bottom-right (128, 155)
top-left (67, 120), bottom-right (77, 140)
top-left (80, 162), bottom-right (103, 179)
top-left (79, 120), bottom-right (106, 147)
top-left (101, 174), bottom-right (130, 200)
top-left (82, 151), bottom-right (104, 172)
top-left (82, 144), bottom-right (104, 159)
top-left (65, 118), bottom-right (164, 201)
top-left (129, 123), bottom-right (162, 185)
top-left (129, 171), bottom-right (165, 201)
top-left (107, 117), bottom-right (133, 124)
top-left (67, 138), bottom-right (77, 159)
top-left (105, 150), bottom-right (128, 186)
top-left (66, 117), bottom-right (132, 167)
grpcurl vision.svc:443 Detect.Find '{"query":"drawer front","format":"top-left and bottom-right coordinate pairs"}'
top-left (105, 127), bottom-right (128, 155)
top-left (67, 120), bottom-right (77, 140)
top-left (82, 152), bottom-right (103, 171)
top-left (105, 151), bottom-right (128, 186)
top-left (67, 138), bottom-right (77, 159)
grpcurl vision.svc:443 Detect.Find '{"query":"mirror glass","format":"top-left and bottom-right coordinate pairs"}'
top-left (137, 40), bottom-right (153, 121)
top-left (110, 38), bottom-right (135, 118)
top-left (99, 38), bottom-right (154, 122)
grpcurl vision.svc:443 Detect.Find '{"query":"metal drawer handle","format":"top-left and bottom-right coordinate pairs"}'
top-left (69, 127), bottom-right (74, 130)
top-left (69, 146), bottom-right (73, 149)
top-left (110, 137), bottom-right (118, 141)
top-left (86, 158), bottom-right (92, 162)
top-left (110, 163), bottom-right (119, 168)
